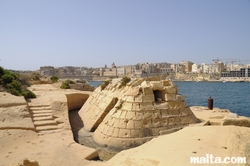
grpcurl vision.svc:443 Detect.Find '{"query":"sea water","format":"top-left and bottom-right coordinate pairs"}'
top-left (89, 81), bottom-right (250, 117)
top-left (176, 81), bottom-right (250, 117)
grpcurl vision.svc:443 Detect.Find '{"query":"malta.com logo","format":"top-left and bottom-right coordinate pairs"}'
top-left (190, 154), bottom-right (246, 164)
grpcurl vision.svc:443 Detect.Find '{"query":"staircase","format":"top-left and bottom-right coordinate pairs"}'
top-left (28, 100), bottom-right (62, 135)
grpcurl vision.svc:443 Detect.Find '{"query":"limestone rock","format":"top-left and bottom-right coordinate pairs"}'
top-left (0, 92), bottom-right (35, 130)
top-left (0, 92), bottom-right (27, 107)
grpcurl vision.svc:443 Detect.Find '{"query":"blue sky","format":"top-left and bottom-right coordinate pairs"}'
top-left (0, 0), bottom-right (250, 70)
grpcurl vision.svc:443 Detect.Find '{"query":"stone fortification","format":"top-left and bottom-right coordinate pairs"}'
top-left (79, 77), bottom-right (198, 153)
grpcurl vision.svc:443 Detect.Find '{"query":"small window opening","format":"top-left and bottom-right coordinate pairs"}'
top-left (153, 90), bottom-right (165, 102)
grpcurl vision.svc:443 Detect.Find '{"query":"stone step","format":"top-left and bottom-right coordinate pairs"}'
top-left (33, 116), bottom-right (53, 121)
top-left (38, 129), bottom-right (62, 135)
top-left (32, 110), bottom-right (52, 114)
top-left (30, 106), bottom-right (52, 111)
top-left (36, 125), bottom-right (59, 131)
top-left (32, 113), bottom-right (53, 117)
top-left (209, 120), bottom-right (222, 126)
top-left (28, 104), bottom-right (51, 108)
top-left (34, 120), bottom-right (57, 126)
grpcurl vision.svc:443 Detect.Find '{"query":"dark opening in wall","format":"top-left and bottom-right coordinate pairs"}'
top-left (153, 90), bottom-right (165, 102)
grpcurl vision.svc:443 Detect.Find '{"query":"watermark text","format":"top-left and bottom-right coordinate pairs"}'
top-left (190, 154), bottom-right (246, 164)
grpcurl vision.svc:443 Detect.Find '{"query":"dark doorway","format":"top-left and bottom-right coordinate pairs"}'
top-left (153, 90), bottom-right (165, 102)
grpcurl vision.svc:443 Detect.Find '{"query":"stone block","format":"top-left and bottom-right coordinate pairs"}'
top-left (174, 116), bottom-right (181, 124)
top-left (176, 94), bottom-right (185, 102)
top-left (165, 94), bottom-right (176, 101)
top-left (131, 103), bottom-right (140, 111)
top-left (164, 86), bottom-right (178, 94)
top-left (134, 138), bottom-right (145, 146)
top-left (98, 124), bottom-right (107, 134)
top-left (125, 111), bottom-right (136, 120)
top-left (134, 95), bottom-right (143, 102)
top-left (121, 96), bottom-right (127, 101)
top-left (119, 128), bottom-right (130, 138)
top-left (134, 120), bottom-right (143, 128)
top-left (161, 109), bottom-right (169, 118)
top-left (180, 116), bottom-right (193, 125)
top-left (180, 107), bottom-right (192, 115)
top-left (143, 137), bottom-right (153, 143)
top-left (150, 81), bottom-right (164, 90)
top-left (103, 96), bottom-right (113, 104)
top-left (82, 103), bottom-right (91, 112)
top-left (161, 117), bottom-right (169, 126)
top-left (130, 129), bottom-right (140, 138)
top-left (154, 102), bottom-right (169, 110)
top-left (167, 101), bottom-right (182, 109)
top-left (106, 126), bottom-right (115, 136)
top-left (130, 78), bottom-right (145, 87)
top-left (126, 96), bottom-right (135, 102)
top-left (153, 110), bottom-right (161, 118)
top-left (119, 110), bottom-right (127, 119)
top-left (122, 102), bottom-right (133, 111)
top-left (96, 123), bottom-right (105, 133)
top-left (99, 102), bottom-right (109, 111)
top-left (107, 137), bottom-right (123, 148)
top-left (139, 128), bottom-right (153, 137)
top-left (117, 119), bottom-right (127, 128)
top-left (143, 110), bottom-right (154, 119)
top-left (168, 109), bottom-right (180, 116)
top-left (142, 87), bottom-right (153, 95)
top-left (113, 118), bottom-right (120, 127)
top-left (111, 110), bottom-right (122, 118)
top-left (140, 102), bottom-right (154, 110)
top-left (107, 117), bottom-right (116, 126)
top-left (135, 112), bottom-right (144, 120)
top-left (125, 87), bottom-right (140, 96)
top-left (142, 94), bottom-right (155, 102)
top-left (142, 118), bottom-right (152, 128)
top-left (101, 125), bottom-right (109, 135)
top-left (111, 127), bottom-right (120, 137)
top-left (151, 118), bottom-right (161, 127)
top-left (141, 80), bottom-right (150, 87)
top-left (181, 101), bottom-right (189, 109)
top-left (161, 80), bottom-right (170, 86)
top-left (126, 120), bottom-right (135, 129)
top-left (91, 91), bottom-right (98, 97)
top-left (121, 138), bottom-right (137, 149)
top-left (151, 128), bottom-right (160, 136)
top-left (168, 117), bottom-right (175, 126)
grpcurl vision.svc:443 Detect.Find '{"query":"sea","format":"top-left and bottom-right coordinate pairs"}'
top-left (88, 81), bottom-right (250, 117)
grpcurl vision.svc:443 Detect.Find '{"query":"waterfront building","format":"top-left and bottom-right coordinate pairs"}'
top-left (180, 61), bottom-right (194, 73)
top-left (221, 67), bottom-right (250, 79)
top-left (201, 63), bottom-right (210, 73)
top-left (191, 63), bottom-right (200, 73)
top-left (171, 63), bottom-right (184, 73)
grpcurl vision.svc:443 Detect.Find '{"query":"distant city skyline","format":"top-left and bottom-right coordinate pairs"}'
top-left (1, 0), bottom-right (250, 70)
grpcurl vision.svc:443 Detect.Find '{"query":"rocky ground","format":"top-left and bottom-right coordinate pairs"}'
top-left (0, 83), bottom-right (250, 166)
